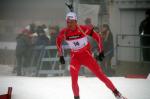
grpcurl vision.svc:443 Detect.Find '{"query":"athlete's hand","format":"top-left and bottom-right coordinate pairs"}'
top-left (59, 56), bottom-right (65, 64)
top-left (98, 51), bottom-right (104, 61)
top-left (96, 51), bottom-right (104, 61)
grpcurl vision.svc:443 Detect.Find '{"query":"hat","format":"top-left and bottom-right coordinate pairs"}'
top-left (66, 12), bottom-right (77, 21)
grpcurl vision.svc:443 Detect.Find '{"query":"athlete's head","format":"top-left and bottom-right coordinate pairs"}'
top-left (66, 12), bottom-right (77, 29)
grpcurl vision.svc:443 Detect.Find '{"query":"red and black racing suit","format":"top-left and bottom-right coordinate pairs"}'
top-left (56, 25), bottom-right (116, 97)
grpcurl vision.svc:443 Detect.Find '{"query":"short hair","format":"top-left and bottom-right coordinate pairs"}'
top-left (102, 24), bottom-right (110, 30)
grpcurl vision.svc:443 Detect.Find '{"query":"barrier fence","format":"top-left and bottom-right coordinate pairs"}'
top-left (1, 34), bottom-right (150, 76)
top-left (31, 45), bottom-right (70, 76)
top-left (116, 34), bottom-right (150, 64)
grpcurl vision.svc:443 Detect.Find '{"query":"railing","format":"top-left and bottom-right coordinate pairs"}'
top-left (31, 45), bottom-right (70, 76)
top-left (116, 34), bottom-right (150, 64)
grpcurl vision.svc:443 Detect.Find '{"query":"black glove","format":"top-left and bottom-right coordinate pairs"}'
top-left (59, 56), bottom-right (65, 64)
top-left (96, 51), bottom-right (104, 61)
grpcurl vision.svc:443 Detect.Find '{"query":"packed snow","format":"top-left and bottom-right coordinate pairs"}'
top-left (0, 76), bottom-right (150, 99)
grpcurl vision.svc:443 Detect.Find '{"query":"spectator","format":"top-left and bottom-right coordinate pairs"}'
top-left (84, 17), bottom-right (98, 51)
top-left (84, 17), bottom-right (93, 27)
top-left (49, 25), bottom-right (59, 46)
top-left (30, 23), bottom-right (37, 33)
top-left (16, 29), bottom-right (32, 76)
top-left (101, 24), bottom-right (115, 76)
top-left (48, 25), bottom-right (60, 70)
top-left (34, 26), bottom-right (50, 70)
top-left (35, 25), bottom-right (50, 46)
top-left (139, 9), bottom-right (150, 61)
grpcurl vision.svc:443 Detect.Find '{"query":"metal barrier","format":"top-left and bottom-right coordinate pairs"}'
top-left (30, 34), bottom-right (150, 76)
top-left (116, 34), bottom-right (150, 64)
top-left (31, 45), bottom-right (70, 77)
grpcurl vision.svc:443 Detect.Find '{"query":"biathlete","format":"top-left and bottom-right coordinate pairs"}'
top-left (56, 12), bottom-right (127, 99)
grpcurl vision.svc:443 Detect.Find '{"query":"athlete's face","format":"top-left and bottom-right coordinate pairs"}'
top-left (67, 20), bottom-right (77, 30)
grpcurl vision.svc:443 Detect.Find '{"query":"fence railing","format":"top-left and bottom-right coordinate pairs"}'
top-left (116, 34), bottom-right (150, 64)
top-left (31, 45), bottom-right (70, 76)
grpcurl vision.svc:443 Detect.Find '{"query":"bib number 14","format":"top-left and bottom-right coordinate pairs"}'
top-left (73, 41), bottom-right (80, 46)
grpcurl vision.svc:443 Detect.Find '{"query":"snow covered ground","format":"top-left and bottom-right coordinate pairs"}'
top-left (0, 76), bottom-right (150, 99)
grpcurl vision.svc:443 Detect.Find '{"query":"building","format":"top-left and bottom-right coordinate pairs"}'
top-left (77, 0), bottom-right (150, 64)
top-left (0, 0), bottom-right (150, 65)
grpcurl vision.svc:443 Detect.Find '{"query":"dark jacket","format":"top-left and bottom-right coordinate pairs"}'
top-left (139, 17), bottom-right (150, 35)
top-left (103, 32), bottom-right (114, 57)
top-left (35, 35), bottom-right (50, 46)
top-left (139, 17), bottom-right (150, 45)
top-left (16, 33), bottom-right (32, 56)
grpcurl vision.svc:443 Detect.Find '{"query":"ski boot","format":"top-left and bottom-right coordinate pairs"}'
top-left (74, 96), bottom-right (80, 99)
top-left (113, 89), bottom-right (127, 99)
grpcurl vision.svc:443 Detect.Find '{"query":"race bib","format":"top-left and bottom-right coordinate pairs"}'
top-left (66, 36), bottom-right (88, 50)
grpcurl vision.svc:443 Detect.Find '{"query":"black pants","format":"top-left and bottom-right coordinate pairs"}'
top-left (16, 53), bottom-right (31, 76)
top-left (141, 37), bottom-right (150, 61)
top-left (142, 48), bottom-right (150, 61)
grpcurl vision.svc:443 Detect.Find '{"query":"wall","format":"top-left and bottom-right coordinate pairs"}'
top-left (109, 0), bottom-right (150, 63)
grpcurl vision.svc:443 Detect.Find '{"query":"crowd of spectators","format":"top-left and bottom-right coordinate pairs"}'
top-left (15, 23), bottom-right (59, 76)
